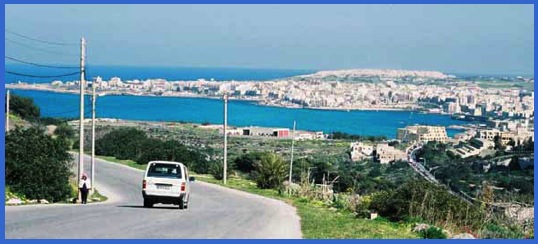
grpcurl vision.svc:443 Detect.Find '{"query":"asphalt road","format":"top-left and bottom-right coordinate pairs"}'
top-left (5, 155), bottom-right (302, 239)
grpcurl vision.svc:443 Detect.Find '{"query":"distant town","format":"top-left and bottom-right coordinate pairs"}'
top-left (6, 68), bottom-right (534, 117)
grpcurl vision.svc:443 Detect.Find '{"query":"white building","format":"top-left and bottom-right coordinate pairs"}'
top-left (350, 142), bottom-right (374, 161)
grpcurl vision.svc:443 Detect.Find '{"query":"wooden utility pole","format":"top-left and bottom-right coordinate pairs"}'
top-left (78, 37), bottom-right (86, 202)
top-left (5, 90), bottom-right (9, 132)
top-left (288, 121), bottom-right (296, 189)
top-left (223, 93), bottom-right (228, 184)
top-left (91, 76), bottom-right (97, 195)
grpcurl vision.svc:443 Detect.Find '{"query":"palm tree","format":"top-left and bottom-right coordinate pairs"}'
top-left (254, 153), bottom-right (288, 189)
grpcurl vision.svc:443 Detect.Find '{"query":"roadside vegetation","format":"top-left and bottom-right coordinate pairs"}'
top-left (5, 95), bottom-right (98, 204)
top-left (415, 141), bottom-right (534, 205)
top-left (6, 127), bottom-right (74, 203)
top-left (91, 125), bottom-right (533, 239)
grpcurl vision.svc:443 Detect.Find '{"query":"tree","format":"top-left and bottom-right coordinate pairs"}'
top-left (507, 138), bottom-right (516, 147)
top-left (253, 153), bottom-right (288, 189)
top-left (508, 156), bottom-right (521, 171)
top-left (8, 94), bottom-right (40, 121)
top-left (233, 151), bottom-right (264, 173)
top-left (5, 127), bottom-right (73, 202)
top-left (523, 138), bottom-right (534, 152)
top-left (95, 127), bottom-right (148, 160)
top-left (209, 160), bottom-right (231, 180)
top-left (135, 139), bottom-right (209, 172)
top-left (493, 135), bottom-right (505, 151)
top-left (54, 123), bottom-right (75, 141)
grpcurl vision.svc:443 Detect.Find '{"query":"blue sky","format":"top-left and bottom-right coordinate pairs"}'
top-left (5, 4), bottom-right (534, 75)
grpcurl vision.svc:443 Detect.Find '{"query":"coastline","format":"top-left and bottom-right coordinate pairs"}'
top-left (6, 83), bottom-right (434, 114)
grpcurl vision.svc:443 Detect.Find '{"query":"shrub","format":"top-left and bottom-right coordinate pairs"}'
top-left (40, 117), bottom-right (69, 126)
top-left (253, 152), bottom-right (288, 189)
top-left (355, 195), bottom-right (372, 218)
top-left (331, 194), bottom-right (347, 210)
top-left (418, 226), bottom-right (447, 239)
top-left (233, 152), bottom-right (264, 173)
top-left (6, 127), bottom-right (72, 202)
top-left (479, 223), bottom-right (525, 239)
top-left (54, 123), bottom-right (75, 141)
top-left (210, 161), bottom-right (230, 180)
top-left (8, 94), bottom-right (40, 121)
top-left (94, 128), bottom-right (213, 173)
top-left (95, 127), bottom-right (148, 160)
top-left (369, 180), bottom-right (487, 230)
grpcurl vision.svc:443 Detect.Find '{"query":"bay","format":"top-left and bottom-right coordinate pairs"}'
top-left (11, 89), bottom-right (471, 138)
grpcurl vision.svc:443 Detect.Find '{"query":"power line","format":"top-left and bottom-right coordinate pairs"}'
top-left (6, 70), bottom-right (80, 78)
top-left (6, 29), bottom-right (78, 46)
top-left (5, 56), bottom-right (78, 69)
top-left (43, 99), bottom-right (93, 117)
top-left (6, 37), bottom-right (78, 57)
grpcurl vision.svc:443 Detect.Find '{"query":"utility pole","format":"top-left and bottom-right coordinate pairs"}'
top-left (5, 90), bottom-right (9, 132)
top-left (78, 37), bottom-right (86, 203)
top-left (223, 93), bottom-right (228, 185)
top-left (288, 120), bottom-right (296, 192)
top-left (91, 76), bottom-right (98, 195)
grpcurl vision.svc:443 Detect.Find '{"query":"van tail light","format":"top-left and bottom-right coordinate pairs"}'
top-left (181, 182), bottom-right (186, 192)
top-left (142, 180), bottom-right (147, 189)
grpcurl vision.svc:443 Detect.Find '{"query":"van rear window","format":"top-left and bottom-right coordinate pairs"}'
top-left (147, 163), bottom-right (182, 179)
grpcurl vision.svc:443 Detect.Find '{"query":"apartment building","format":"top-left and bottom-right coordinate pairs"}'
top-left (375, 143), bottom-right (407, 164)
top-left (350, 142), bottom-right (374, 161)
top-left (397, 125), bottom-right (449, 143)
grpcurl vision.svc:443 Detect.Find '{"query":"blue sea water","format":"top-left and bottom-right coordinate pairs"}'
top-left (11, 89), bottom-right (470, 138)
top-left (5, 65), bottom-right (473, 138)
top-left (5, 64), bottom-right (314, 83)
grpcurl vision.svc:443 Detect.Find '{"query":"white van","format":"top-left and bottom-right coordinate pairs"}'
top-left (142, 161), bottom-right (195, 209)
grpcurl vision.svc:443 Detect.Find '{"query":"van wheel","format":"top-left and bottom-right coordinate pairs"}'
top-left (178, 198), bottom-right (185, 209)
top-left (144, 199), bottom-right (153, 208)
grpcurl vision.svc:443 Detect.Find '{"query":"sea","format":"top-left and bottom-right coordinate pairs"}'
top-left (5, 64), bottom-right (472, 138)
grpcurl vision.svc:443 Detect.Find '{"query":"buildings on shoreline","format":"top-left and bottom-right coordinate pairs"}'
top-left (5, 68), bottom-right (534, 119)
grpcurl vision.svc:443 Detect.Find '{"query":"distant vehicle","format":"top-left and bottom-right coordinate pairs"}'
top-left (142, 161), bottom-right (195, 209)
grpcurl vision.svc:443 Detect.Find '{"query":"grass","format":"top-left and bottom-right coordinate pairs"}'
top-left (296, 201), bottom-right (417, 239)
top-left (96, 155), bottom-right (147, 171)
top-left (5, 186), bottom-right (27, 203)
top-left (97, 155), bottom-right (417, 239)
top-left (89, 189), bottom-right (108, 202)
top-left (194, 174), bottom-right (417, 239)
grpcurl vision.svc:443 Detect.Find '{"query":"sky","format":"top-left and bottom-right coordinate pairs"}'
top-left (5, 4), bottom-right (534, 75)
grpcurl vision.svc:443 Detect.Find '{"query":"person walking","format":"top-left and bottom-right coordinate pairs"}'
top-left (79, 173), bottom-right (92, 204)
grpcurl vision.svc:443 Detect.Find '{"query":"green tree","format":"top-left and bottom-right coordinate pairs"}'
top-left (523, 138), bottom-right (534, 152)
top-left (95, 127), bottom-right (148, 159)
top-left (494, 135), bottom-right (505, 151)
top-left (209, 160), bottom-right (231, 180)
top-left (54, 123), bottom-right (75, 141)
top-left (135, 139), bottom-right (209, 172)
top-left (233, 151), bottom-right (264, 173)
top-left (253, 153), bottom-right (288, 189)
top-left (5, 127), bottom-right (73, 202)
top-left (8, 94), bottom-right (40, 121)
top-left (507, 138), bottom-right (516, 147)
top-left (508, 156), bottom-right (521, 171)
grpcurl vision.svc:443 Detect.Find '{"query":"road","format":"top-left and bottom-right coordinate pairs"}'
top-left (407, 143), bottom-right (473, 204)
top-left (5, 156), bottom-right (302, 239)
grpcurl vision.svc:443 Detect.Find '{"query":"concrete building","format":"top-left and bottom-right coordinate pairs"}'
top-left (447, 102), bottom-right (461, 114)
top-left (242, 127), bottom-right (290, 138)
top-left (476, 129), bottom-right (514, 145)
top-left (449, 138), bottom-right (495, 158)
top-left (397, 125), bottom-right (449, 143)
top-left (350, 142), bottom-right (374, 161)
top-left (375, 143), bottom-right (407, 164)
